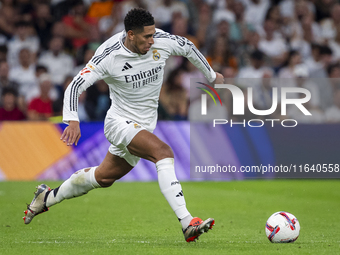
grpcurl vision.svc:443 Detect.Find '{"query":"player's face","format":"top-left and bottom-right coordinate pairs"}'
top-left (132, 25), bottom-right (156, 55)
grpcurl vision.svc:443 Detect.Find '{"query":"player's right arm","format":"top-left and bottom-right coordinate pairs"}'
top-left (61, 55), bottom-right (109, 146)
top-left (60, 120), bottom-right (81, 146)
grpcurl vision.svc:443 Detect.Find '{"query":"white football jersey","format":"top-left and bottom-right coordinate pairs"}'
top-left (63, 29), bottom-right (216, 131)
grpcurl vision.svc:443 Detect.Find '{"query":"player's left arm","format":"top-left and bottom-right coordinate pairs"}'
top-left (161, 33), bottom-right (223, 83)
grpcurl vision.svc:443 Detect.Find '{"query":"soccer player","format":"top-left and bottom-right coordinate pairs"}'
top-left (24, 8), bottom-right (223, 242)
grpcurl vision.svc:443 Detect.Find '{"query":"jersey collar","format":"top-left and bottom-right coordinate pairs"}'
top-left (120, 30), bottom-right (138, 55)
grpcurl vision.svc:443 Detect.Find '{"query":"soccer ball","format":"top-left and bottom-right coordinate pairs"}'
top-left (265, 211), bottom-right (300, 243)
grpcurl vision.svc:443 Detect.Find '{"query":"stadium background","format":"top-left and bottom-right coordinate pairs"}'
top-left (1, 0), bottom-right (340, 179)
top-left (1, 121), bottom-right (339, 180)
top-left (0, 2), bottom-right (340, 254)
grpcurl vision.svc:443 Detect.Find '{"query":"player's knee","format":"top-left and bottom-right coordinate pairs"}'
top-left (97, 178), bottom-right (115, 188)
top-left (156, 143), bottom-right (174, 161)
top-left (97, 171), bottom-right (127, 187)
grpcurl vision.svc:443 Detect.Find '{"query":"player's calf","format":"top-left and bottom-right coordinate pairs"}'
top-left (23, 167), bottom-right (101, 224)
top-left (45, 167), bottom-right (100, 207)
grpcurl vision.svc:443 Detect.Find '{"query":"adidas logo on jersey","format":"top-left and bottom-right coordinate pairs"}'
top-left (122, 62), bottom-right (133, 71)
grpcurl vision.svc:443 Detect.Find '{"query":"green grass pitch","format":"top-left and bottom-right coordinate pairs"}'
top-left (0, 180), bottom-right (339, 255)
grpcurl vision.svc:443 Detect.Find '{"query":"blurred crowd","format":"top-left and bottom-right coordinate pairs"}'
top-left (1, 0), bottom-right (340, 123)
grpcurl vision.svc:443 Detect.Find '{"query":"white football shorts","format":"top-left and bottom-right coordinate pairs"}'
top-left (104, 114), bottom-right (147, 166)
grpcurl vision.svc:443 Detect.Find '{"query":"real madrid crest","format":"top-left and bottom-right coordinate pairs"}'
top-left (153, 50), bottom-right (160, 61)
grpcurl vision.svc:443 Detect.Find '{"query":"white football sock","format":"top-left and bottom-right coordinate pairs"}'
top-left (156, 158), bottom-right (193, 229)
top-left (180, 214), bottom-right (194, 230)
top-left (45, 167), bottom-right (100, 207)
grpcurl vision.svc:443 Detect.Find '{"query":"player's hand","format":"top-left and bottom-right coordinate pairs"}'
top-left (60, 121), bottom-right (81, 146)
top-left (214, 72), bottom-right (224, 84)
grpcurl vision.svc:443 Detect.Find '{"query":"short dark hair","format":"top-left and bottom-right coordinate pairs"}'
top-left (36, 65), bottom-right (48, 73)
top-left (250, 50), bottom-right (264, 61)
top-left (0, 45), bottom-right (8, 54)
top-left (2, 87), bottom-right (18, 97)
top-left (320, 45), bottom-right (332, 55)
top-left (124, 8), bottom-right (154, 32)
top-left (327, 63), bottom-right (340, 76)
